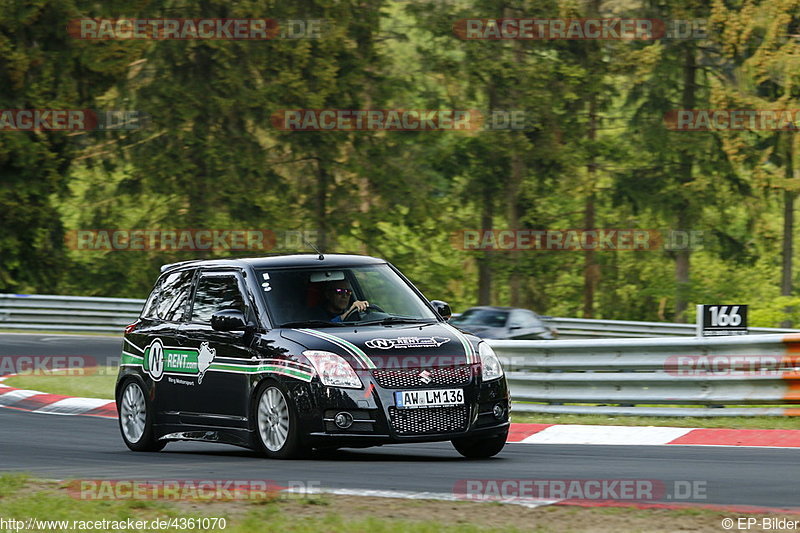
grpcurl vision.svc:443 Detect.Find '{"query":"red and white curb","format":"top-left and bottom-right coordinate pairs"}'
top-left (0, 375), bottom-right (116, 419)
top-left (3, 376), bottom-right (800, 448)
top-left (507, 423), bottom-right (800, 448)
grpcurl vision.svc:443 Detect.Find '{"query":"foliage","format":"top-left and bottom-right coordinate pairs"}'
top-left (1, 0), bottom-right (799, 324)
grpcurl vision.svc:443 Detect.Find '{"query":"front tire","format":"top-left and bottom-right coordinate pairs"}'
top-left (452, 429), bottom-right (508, 459)
top-left (254, 381), bottom-right (309, 459)
top-left (117, 379), bottom-right (166, 452)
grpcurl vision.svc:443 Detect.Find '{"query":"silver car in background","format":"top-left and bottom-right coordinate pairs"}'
top-left (450, 306), bottom-right (557, 340)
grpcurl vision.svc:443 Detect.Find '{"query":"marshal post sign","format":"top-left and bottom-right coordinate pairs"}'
top-left (696, 305), bottom-right (748, 337)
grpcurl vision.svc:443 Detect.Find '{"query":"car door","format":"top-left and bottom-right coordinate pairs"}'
top-left (132, 268), bottom-right (196, 418)
top-left (176, 269), bottom-right (258, 428)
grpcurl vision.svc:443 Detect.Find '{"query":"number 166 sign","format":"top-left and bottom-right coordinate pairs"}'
top-left (696, 305), bottom-right (747, 337)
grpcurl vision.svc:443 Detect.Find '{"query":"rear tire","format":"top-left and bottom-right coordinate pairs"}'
top-left (117, 379), bottom-right (166, 452)
top-left (254, 380), bottom-right (310, 459)
top-left (452, 429), bottom-right (508, 459)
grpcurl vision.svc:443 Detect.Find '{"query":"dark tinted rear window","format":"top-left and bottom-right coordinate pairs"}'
top-left (153, 270), bottom-right (195, 322)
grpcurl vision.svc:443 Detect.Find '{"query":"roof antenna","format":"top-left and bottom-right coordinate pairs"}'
top-left (305, 240), bottom-right (324, 261)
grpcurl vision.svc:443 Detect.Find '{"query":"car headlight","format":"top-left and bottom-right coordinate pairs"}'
top-left (479, 342), bottom-right (504, 382)
top-left (303, 350), bottom-right (363, 389)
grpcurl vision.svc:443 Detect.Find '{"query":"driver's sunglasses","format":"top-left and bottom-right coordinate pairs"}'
top-left (332, 288), bottom-right (353, 296)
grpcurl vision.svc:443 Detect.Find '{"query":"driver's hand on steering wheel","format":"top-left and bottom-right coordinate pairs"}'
top-left (343, 300), bottom-right (369, 318)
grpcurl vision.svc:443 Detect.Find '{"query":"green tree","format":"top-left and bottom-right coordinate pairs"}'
top-left (709, 0), bottom-right (800, 324)
top-left (0, 0), bottom-right (141, 292)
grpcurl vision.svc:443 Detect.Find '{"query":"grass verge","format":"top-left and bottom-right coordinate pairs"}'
top-left (0, 474), bottom-right (785, 533)
top-left (3, 366), bottom-right (117, 399)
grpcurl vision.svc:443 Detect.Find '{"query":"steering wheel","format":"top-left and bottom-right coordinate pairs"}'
top-left (342, 304), bottom-right (385, 321)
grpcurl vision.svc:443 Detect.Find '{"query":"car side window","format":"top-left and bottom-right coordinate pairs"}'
top-left (191, 273), bottom-right (245, 324)
top-left (154, 270), bottom-right (195, 322)
top-left (140, 278), bottom-right (162, 319)
top-left (520, 310), bottom-right (544, 329)
top-left (508, 311), bottom-right (525, 328)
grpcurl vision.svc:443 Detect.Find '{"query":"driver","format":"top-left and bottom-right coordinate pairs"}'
top-left (313, 280), bottom-right (369, 322)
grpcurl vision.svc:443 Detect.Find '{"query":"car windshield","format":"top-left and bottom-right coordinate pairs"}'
top-left (256, 264), bottom-right (438, 327)
top-left (451, 309), bottom-right (508, 328)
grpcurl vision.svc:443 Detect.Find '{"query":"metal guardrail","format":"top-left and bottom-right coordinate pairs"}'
top-left (2, 293), bottom-right (800, 417)
top-left (488, 335), bottom-right (800, 417)
top-left (0, 294), bottom-right (144, 333)
top-left (545, 317), bottom-right (800, 338)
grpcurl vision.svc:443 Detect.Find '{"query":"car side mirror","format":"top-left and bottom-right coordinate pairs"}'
top-left (211, 310), bottom-right (248, 332)
top-left (430, 300), bottom-right (452, 321)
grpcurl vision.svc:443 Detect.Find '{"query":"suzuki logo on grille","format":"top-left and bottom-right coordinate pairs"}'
top-left (419, 370), bottom-right (432, 384)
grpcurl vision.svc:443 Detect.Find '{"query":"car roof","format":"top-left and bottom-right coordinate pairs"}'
top-left (160, 253), bottom-right (387, 273)
top-left (461, 306), bottom-right (542, 314)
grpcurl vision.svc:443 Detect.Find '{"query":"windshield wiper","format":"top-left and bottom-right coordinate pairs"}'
top-left (354, 317), bottom-right (437, 326)
top-left (278, 320), bottom-right (345, 328)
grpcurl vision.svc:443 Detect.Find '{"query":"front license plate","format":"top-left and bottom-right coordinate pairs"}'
top-left (394, 388), bottom-right (464, 409)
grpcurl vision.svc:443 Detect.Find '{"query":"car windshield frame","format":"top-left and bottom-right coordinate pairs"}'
top-left (255, 263), bottom-right (439, 328)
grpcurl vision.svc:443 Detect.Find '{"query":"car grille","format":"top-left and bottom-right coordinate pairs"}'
top-left (372, 366), bottom-right (471, 389)
top-left (388, 406), bottom-right (468, 435)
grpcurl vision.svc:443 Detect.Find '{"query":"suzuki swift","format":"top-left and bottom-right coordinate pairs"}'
top-left (116, 254), bottom-right (509, 459)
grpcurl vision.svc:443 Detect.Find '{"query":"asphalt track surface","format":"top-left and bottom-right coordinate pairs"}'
top-left (0, 333), bottom-right (122, 367)
top-left (1, 333), bottom-right (799, 510)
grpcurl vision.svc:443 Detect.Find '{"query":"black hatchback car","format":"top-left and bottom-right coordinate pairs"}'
top-left (117, 254), bottom-right (509, 459)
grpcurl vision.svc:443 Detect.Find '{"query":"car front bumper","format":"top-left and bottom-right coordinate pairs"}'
top-left (291, 365), bottom-right (510, 446)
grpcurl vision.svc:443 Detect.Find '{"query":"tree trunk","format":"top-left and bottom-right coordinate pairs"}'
top-left (781, 137), bottom-right (795, 327)
top-left (507, 17), bottom-right (525, 308)
top-left (315, 157), bottom-right (329, 251)
top-left (583, 93), bottom-right (598, 318)
top-left (477, 186), bottom-right (493, 305)
top-left (674, 209), bottom-right (691, 322)
top-left (674, 44), bottom-right (696, 323)
top-left (781, 190), bottom-right (795, 297)
top-left (508, 154), bottom-right (523, 306)
top-left (582, 0), bottom-right (601, 319)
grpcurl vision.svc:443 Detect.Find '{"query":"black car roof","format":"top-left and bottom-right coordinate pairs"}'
top-left (161, 253), bottom-right (387, 273)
